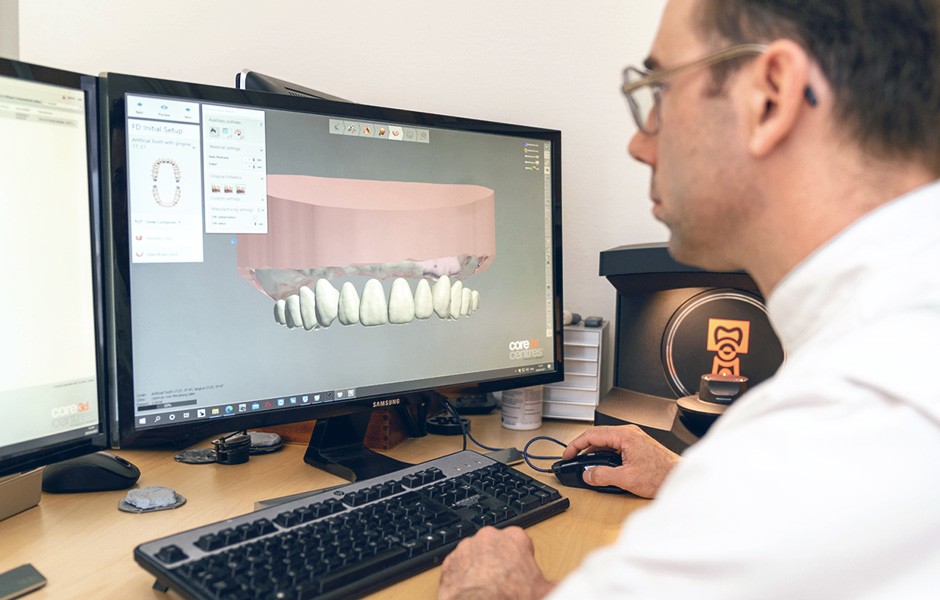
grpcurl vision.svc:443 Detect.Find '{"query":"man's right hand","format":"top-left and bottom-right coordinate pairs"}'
top-left (561, 425), bottom-right (680, 498)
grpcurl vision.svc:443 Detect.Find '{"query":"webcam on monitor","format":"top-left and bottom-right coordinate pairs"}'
top-left (235, 69), bottom-right (350, 102)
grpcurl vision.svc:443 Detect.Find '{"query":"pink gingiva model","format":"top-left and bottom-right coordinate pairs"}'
top-left (236, 175), bottom-right (495, 329)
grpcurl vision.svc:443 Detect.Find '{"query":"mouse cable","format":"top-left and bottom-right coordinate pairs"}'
top-left (439, 399), bottom-right (568, 470)
top-left (440, 398), bottom-right (487, 452)
top-left (522, 436), bottom-right (567, 472)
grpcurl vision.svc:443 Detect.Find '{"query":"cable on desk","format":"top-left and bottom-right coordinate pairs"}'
top-left (439, 399), bottom-right (567, 472)
top-left (441, 398), bottom-right (490, 452)
top-left (522, 436), bottom-right (567, 472)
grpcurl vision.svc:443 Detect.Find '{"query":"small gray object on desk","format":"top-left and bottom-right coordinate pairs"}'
top-left (174, 448), bottom-right (218, 464)
top-left (249, 431), bottom-right (283, 454)
top-left (173, 431), bottom-right (283, 464)
top-left (119, 486), bottom-right (186, 513)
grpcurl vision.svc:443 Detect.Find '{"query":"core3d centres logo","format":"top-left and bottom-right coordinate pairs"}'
top-left (508, 339), bottom-right (543, 360)
top-left (50, 401), bottom-right (92, 427)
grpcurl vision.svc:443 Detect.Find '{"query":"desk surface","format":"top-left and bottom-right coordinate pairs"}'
top-left (0, 414), bottom-right (647, 599)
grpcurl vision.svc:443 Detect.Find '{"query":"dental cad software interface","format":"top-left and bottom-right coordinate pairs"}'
top-left (125, 94), bottom-right (557, 428)
top-left (0, 74), bottom-right (100, 449)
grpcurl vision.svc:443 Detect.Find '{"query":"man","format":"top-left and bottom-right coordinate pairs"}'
top-left (438, 0), bottom-right (940, 598)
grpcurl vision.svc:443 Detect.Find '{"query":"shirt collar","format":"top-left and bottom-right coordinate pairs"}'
top-left (767, 179), bottom-right (940, 352)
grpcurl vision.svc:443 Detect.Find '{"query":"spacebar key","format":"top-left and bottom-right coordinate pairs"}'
top-left (318, 546), bottom-right (410, 594)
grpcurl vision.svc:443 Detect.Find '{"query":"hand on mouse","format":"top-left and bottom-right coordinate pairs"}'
top-left (562, 425), bottom-right (680, 498)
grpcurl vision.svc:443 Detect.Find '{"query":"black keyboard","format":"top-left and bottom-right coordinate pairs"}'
top-left (136, 450), bottom-right (569, 600)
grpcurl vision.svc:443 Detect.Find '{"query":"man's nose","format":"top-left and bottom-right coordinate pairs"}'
top-left (628, 129), bottom-right (655, 166)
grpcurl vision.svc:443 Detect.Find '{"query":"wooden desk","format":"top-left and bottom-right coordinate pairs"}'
top-left (0, 414), bottom-right (648, 598)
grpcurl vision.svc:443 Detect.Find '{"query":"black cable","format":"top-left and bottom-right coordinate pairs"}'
top-left (439, 399), bottom-right (569, 471)
top-left (441, 399), bottom-right (496, 452)
top-left (522, 435), bottom-right (566, 472)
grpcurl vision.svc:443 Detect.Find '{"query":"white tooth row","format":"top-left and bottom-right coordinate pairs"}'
top-left (273, 275), bottom-right (480, 330)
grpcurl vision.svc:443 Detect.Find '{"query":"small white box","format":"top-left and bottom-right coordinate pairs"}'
top-left (543, 321), bottom-right (610, 421)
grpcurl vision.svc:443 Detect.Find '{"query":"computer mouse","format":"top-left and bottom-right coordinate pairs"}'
top-left (551, 450), bottom-right (631, 494)
top-left (42, 451), bottom-right (141, 493)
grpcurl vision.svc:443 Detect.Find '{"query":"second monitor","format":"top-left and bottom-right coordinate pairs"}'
top-left (103, 73), bottom-right (563, 480)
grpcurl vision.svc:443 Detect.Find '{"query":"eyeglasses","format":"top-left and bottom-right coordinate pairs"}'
top-left (622, 43), bottom-right (768, 135)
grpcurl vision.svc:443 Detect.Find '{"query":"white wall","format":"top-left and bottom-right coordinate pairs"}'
top-left (17, 0), bottom-right (668, 373)
top-left (0, 0), bottom-right (17, 58)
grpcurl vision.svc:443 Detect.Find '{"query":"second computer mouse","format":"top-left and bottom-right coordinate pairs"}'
top-left (551, 450), bottom-right (630, 494)
top-left (42, 451), bottom-right (141, 493)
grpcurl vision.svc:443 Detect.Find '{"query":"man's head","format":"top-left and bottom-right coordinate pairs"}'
top-left (627, 0), bottom-right (940, 291)
top-left (697, 0), bottom-right (940, 173)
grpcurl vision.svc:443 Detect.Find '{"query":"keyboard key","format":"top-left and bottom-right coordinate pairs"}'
top-left (194, 533), bottom-right (224, 552)
top-left (155, 544), bottom-right (188, 564)
top-left (400, 473), bottom-right (421, 488)
top-left (318, 545), bottom-right (409, 593)
top-left (512, 495), bottom-right (541, 513)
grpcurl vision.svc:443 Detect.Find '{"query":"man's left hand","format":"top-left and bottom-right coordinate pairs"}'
top-left (438, 526), bottom-right (555, 600)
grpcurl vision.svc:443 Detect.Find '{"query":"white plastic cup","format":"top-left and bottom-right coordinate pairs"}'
top-left (500, 386), bottom-right (543, 430)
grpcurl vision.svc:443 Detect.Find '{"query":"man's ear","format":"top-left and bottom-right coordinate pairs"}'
top-left (745, 40), bottom-right (814, 157)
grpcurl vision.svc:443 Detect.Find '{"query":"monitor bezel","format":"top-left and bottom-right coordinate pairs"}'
top-left (0, 58), bottom-right (110, 479)
top-left (102, 72), bottom-right (564, 449)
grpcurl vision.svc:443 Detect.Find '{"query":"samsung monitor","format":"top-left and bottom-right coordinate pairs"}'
top-left (0, 58), bottom-right (108, 517)
top-left (103, 72), bottom-right (563, 481)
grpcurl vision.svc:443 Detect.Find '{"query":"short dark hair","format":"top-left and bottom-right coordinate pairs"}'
top-left (697, 0), bottom-right (940, 172)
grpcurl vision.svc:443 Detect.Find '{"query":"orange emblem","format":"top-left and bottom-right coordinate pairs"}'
top-left (707, 318), bottom-right (750, 376)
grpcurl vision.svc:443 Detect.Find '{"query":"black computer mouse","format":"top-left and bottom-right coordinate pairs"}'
top-left (42, 451), bottom-right (141, 493)
top-left (551, 450), bottom-right (630, 494)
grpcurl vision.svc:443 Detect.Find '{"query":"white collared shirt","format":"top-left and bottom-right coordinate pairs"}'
top-left (550, 180), bottom-right (940, 599)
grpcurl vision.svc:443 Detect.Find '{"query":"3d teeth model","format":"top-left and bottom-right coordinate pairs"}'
top-left (273, 275), bottom-right (480, 329)
top-left (236, 175), bottom-right (495, 331)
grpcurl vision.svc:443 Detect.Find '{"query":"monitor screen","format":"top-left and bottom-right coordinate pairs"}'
top-left (104, 73), bottom-right (563, 479)
top-left (0, 58), bottom-right (108, 480)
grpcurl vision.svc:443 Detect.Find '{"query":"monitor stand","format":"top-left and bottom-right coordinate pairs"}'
top-left (303, 393), bottom-right (432, 482)
top-left (0, 469), bottom-right (42, 522)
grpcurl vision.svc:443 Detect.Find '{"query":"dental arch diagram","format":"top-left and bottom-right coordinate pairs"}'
top-left (236, 175), bottom-right (495, 330)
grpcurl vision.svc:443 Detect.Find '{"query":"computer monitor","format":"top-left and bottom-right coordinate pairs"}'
top-left (0, 58), bottom-right (109, 517)
top-left (103, 72), bottom-right (563, 481)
